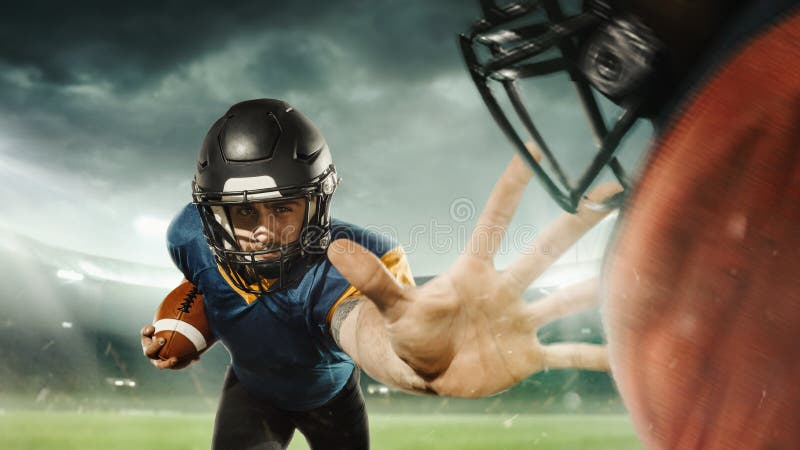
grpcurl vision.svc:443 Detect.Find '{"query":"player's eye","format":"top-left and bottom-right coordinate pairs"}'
top-left (267, 202), bottom-right (295, 213)
top-left (236, 206), bottom-right (256, 216)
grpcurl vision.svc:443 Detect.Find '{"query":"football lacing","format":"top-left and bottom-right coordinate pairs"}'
top-left (178, 286), bottom-right (199, 314)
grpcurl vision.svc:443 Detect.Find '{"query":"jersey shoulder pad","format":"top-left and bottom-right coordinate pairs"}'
top-left (329, 219), bottom-right (399, 259)
top-left (166, 204), bottom-right (215, 280)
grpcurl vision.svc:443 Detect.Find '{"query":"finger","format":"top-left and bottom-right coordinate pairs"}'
top-left (523, 141), bottom-right (543, 163)
top-left (327, 239), bottom-right (407, 321)
top-left (142, 332), bottom-right (166, 359)
top-left (169, 356), bottom-right (197, 370)
top-left (468, 151), bottom-right (537, 261)
top-left (141, 325), bottom-right (154, 350)
top-left (151, 357), bottom-right (181, 370)
top-left (541, 343), bottom-right (610, 371)
top-left (503, 182), bottom-right (623, 293)
top-left (141, 325), bottom-right (155, 338)
top-left (525, 277), bottom-right (600, 327)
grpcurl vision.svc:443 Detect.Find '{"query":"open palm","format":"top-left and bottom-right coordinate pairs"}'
top-left (328, 156), bottom-right (622, 397)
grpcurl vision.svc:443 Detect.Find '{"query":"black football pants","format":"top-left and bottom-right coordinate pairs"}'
top-left (212, 366), bottom-right (369, 450)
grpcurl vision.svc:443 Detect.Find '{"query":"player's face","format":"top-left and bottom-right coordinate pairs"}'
top-left (228, 198), bottom-right (307, 260)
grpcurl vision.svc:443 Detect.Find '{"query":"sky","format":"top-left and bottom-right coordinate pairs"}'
top-left (0, 0), bottom-right (653, 279)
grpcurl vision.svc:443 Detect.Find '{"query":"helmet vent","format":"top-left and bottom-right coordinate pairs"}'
top-left (296, 144), bottom-right (322, 163)
top-left (218, 111), bottom-right (282, 162)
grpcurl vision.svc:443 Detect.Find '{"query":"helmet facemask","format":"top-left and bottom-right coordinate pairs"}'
top-left (460, 0), bottom-right (667, 212)
top-left (193, 167), bottom-right (338, 294)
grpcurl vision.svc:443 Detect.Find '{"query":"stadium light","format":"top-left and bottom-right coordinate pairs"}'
top-left (106, 377), bottom-right (137, 388)
top-left (366, 384), bottom-right (392, 395)
top-left (77, 259), bottom-right (183, 289)
top-left (56, 269), bottom-right (84, 282)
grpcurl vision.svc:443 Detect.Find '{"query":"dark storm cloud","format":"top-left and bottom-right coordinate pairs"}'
top-left (2, 1), bottom-right (258, 88)
top-left (0, 0), bottom-right (514, 269)
top-left (0, 0), bottom-right (478, 91)
top-left (0, 0), bottom-right (482, 182)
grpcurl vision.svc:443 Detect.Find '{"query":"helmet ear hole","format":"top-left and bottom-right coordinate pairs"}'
top-left (578, 13), bottom-right (664, 105)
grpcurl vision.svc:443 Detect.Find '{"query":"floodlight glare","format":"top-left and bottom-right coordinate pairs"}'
top-left (56, 269), bottom-right (84, 282)
top-left (134, 216), bottom-right (169, 237)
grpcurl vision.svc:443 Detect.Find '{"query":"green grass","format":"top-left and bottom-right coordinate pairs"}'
top-left (0, 411), bottom-right (643, 450)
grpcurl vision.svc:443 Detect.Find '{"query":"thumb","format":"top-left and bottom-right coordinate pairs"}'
top-left (327, 239), bottom-right (406, 319)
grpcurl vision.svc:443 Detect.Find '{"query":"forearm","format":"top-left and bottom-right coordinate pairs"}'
top-left (336, 299), bottom-right (434, 395)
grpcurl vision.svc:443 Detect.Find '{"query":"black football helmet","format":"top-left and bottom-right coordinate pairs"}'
top-left (460, 0), bottom-right (742, 212)
top-left (192, 99), bottom-right (339, 293)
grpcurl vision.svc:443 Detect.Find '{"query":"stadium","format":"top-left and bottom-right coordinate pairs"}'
top-left (0, 1), bottom-right (657, 448)
top-left (3, 0), bottom-right (799, 448)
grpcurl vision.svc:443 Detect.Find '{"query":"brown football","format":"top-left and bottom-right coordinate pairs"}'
top-left (604, 17), bottom-right (800, 450)
top-left (153, 280), bottom-right (216, 362)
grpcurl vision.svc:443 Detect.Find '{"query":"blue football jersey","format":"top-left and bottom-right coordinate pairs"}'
top-left (166, 204), bottom-right (413, 411)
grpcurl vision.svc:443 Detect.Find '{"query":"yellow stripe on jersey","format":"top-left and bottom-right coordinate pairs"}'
top-left (216, 264), bottom-right (276, 305)
top-left (325, 245), bottom-right (415, 327)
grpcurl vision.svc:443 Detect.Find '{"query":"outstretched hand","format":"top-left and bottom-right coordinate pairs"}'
top-left (328, 154), bottom-right (622, 397)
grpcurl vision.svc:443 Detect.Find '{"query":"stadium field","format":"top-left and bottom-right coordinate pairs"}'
top-left (0, 411), bottom-right (642, 449)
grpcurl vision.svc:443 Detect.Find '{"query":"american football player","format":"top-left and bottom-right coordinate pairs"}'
top-left (140, 99), bottom-right (417, 450)
top-left (454, 0), bottom-right (799, 448)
